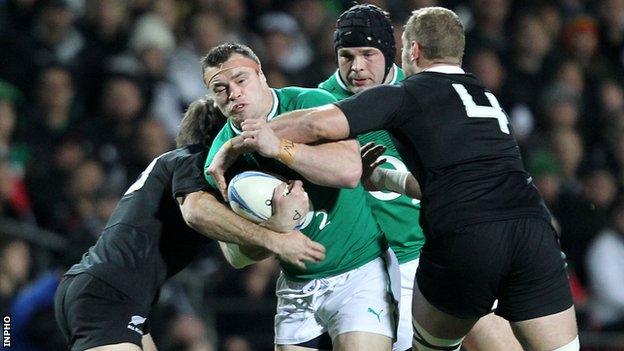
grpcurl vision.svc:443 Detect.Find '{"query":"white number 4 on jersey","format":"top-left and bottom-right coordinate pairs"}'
top-left (452, 83), bottom-right (509, 134)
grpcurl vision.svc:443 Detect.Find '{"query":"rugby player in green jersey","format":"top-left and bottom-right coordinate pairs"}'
top-left (202, 43), bottom-right (395, 351)
top-left (319, 8), bottom-right (418, 350)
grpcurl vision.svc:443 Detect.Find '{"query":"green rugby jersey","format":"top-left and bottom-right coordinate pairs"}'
top-left (319, 65), bottom-right (425, 263)
top-left (205, 87), bottom-right (385, 280)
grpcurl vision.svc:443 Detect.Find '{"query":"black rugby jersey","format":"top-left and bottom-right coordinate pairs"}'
top-left (335, 67), bottom-right (550, 237)
top-left (66, 144), bottom-right (212, 304)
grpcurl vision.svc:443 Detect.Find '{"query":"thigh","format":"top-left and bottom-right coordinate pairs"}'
top-left (333, 331), bottom-right (392, 351)
top-left (63, 274), bottom-right (151, 351)
top-left (412, 281), bottom-right (477, 341)
top-left (510, 306), bottom-right (578, 351)
top-left (463, 313), bottom-right (522, 351)
top-left (416, 223), bottom-right (507, 319)
top-left (274, 273), bottom-right (327, 346)
top-left (497, 218), bottom-right (574, 322)
top-left (394, 259), bottom-right (418, 351)
top-left (323, 258), bottom-right (396, 343)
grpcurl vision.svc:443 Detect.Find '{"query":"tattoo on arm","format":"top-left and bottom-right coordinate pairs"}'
top-left (293, 210), bottom-right (302, 221)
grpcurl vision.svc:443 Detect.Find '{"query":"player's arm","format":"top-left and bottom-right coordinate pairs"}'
top-left (205, 132), bottom-right (361, 199)
top-left (239, 118), bottom-right (361, 188)
top-left (179, 191), bottom-right (268, 268)
top-left (217, 181), bottom-right (312, 268)
top-left (361, 142), bottom-right (422, 199)
top-left (203, 135), bottom-right (249, 199)
top-left (177, 187), bottom-right (323, 269)
top-left (264, 85), bottom-right (406, 144)
top-left (370, 168), bottom-right (421, 199)
top-left (257, 105), bottom-right (350, 144)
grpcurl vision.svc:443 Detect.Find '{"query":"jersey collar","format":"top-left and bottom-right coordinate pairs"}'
top-left (229, 88), bottom-right (279, 135)
top-left (422, 65), bottom-right (465, 74)
top-left (335, 63), bottom-right (401, 94)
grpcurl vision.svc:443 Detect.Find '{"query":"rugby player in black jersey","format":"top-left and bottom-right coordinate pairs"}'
top-left (54, 98), bottom-right (325, 351)
top-left (221, 7), bottom-right (579, 351)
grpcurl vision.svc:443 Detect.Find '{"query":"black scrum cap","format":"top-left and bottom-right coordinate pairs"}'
top-left (334, 4), bottom-right (396, 79)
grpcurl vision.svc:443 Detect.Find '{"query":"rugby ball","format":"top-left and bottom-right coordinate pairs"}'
top-left (228, 171), bottom-right (284, 223)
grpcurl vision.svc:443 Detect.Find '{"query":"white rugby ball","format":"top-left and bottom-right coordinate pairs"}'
top-left (228, 171), bottom-right (284, 223)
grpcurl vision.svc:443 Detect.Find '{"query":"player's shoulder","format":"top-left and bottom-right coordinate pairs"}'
top-left (318, 72), bottom-right (341, 91)
top-left (277, 86), bottom-right (337, 106)
top-left (318, 74), bottom-right (335, 90)
top-left (176, 143), bottom-right (209, 156)
top-left (406, 71), bottom-right (482, 87)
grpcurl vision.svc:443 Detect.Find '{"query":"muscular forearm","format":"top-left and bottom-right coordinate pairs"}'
top-left (271, 105), bottom-right (350, 143)
top-left (271, 109), bottom-right (319, 143)
top-left (180, 191), bottom-right (279, 252)
top-left (285, 140), bottom-right (362, 188)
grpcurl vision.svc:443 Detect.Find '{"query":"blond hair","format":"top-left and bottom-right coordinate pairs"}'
top-left (404, 7), bottom-right (465, 64)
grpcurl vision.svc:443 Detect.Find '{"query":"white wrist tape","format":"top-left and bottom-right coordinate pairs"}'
top-left (370, 168), bottom-right (409, 194)
top-left (218, 241), bottom-right (257, 269)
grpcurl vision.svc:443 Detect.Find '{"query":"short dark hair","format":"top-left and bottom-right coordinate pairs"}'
top-left (175, 97), bottom-right (225, 147)
top-left (200, 42), bottom-right (260, 74)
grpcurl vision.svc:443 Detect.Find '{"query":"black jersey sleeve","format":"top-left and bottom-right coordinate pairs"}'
top-left (334, 84), bottom-right (407, 137)
top-left (171, 150), bottom-right (212, 199)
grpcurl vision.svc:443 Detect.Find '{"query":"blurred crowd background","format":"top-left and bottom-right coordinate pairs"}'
top-left (2, 0), bottom-right (624, 350)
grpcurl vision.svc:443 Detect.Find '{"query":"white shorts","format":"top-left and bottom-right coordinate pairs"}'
top-left (274, 257), bottom-right (396, 345)
top-left (395, 258), bottom-right (419, 351)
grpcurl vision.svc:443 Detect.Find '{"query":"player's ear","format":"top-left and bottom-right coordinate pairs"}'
top-left (411, 41), bottom-right (419, 63)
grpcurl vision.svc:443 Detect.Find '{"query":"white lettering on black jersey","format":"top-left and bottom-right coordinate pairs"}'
top-left (336, 72), bottom-right (550, 237)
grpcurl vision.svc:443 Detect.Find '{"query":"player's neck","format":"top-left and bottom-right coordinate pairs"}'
top-left (259, 88), bottom-right (275, 120)
top-left (422, 61), bottom-right (461, 70)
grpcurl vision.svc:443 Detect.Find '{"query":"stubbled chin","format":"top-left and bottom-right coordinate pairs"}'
top-left (231, 115), bottom-right (245, 125)
top-left (350, 84), bottom-right (373, 93)
top-left (232, 113), bottom-right (261, 125)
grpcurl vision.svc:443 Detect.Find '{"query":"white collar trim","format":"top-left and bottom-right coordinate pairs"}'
top-left (230, 89), bottom-right (279, 135)
top-left (266, 88), bottom-right (279, 121)
top-left (423, 65), bottom-right (465, 74)
top-left (388, 64), bottom-right (400, 84)
top-left (335, 69), bottom-right (349, 92)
